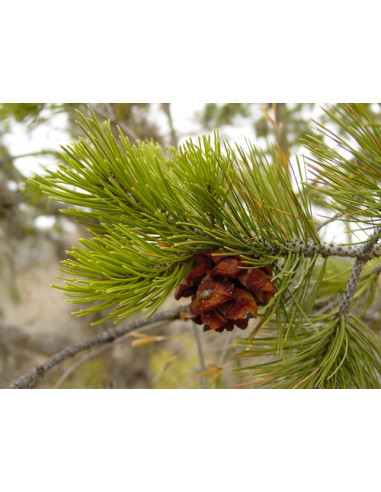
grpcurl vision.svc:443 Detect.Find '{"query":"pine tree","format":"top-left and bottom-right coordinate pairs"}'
top-left (31, 104), bottom-right (381, 389)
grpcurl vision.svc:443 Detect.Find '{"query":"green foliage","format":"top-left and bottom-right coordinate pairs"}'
top-left (236, 314), bottom-right (380, 389)
top-left (31, 105), bottom-right (381, 388)
top-left (315, 258), bottom-right (352, 298)
top-left (305, 104), bottom-right (381, 230)
top-left (32, 108), bottom-right (319, 325)
top-left (0, 103), bottom-right (45, 126)
top-left (0, 103), bottom-right (80, 131)
top-left (201, 103), bottom-right (251, 127)
top-left (315, 257), bottom-right (381, 318)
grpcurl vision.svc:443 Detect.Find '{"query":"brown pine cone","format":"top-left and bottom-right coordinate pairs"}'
top-left (175, 250), bottom-right (275, 333)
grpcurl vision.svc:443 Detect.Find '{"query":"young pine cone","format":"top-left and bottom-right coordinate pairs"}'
top-left (174, 251), bottom-right (275, 332)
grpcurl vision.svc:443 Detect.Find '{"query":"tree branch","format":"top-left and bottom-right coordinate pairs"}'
top-left (192, 323), bottom-right (207, 389)
top-left (9, 306), bottom-right (188, 389)
top-left (53, 321), bottom-right (169, 389)
top-left (258, 236), bottom-right (381, 259)
top-left (337, 227), bottom-right (381, 317)
top-left (0, 150), bottom-right (61, 167)
top-left (161, 103), bottom-right (178, 147)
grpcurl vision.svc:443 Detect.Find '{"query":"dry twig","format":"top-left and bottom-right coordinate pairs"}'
top-left (9, 306), bottom-right (187, 389)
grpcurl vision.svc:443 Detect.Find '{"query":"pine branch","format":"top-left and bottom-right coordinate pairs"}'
top-left (28, 105), bottom-right (381, 388)
top-left (236, 229), bottom-right (381, 388)
top-left (236, 312), bottom-right (380, 388)
top-left (9, 306), bottom-right (187, 389)
top-left (52, 320), bottom-right (167, 389)
top-left (258, 237), bottom-right (381, 259)
top-left (305, 104), bottom-right (381, 224)
top-left (337, 227), bottom-right (381, 317)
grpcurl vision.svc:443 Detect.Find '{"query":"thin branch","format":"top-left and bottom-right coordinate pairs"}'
top-left (192, 323), bottom-right (207, 389)
top-left (53, 321), bottom-right (168, 389)
top-left (217, 332), bottom-right (234, 365)
top-left (152, 350), bottom-right (185, 384)
top-left (337, 227), bottom-right (381, 317)
top-left (0, 150), bottom-right (61, 167)
top-left (309, 227), bottom-right (381, 383)
top-left (337, 257), bottom-right (367, 318)
top-left (9, 306), bottom-right (187, 389)
top-left (161, 103), bottom-right (178, 147)
top-left (258, 236), bottom-right (381, 259)
top-left (273, 103), bottom-right (288, 157)
top-left (52, 345), bottom-right (109, 389)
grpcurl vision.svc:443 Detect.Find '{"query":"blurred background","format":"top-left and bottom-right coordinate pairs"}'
top-left (1, 103), bottom-right (379, 388)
